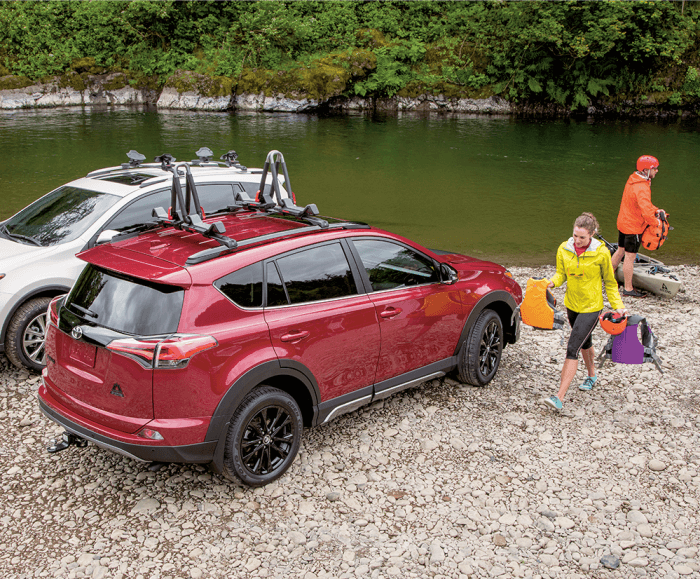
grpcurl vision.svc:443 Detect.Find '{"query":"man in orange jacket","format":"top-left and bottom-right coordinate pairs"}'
top-left (611, 155), bottom-right (665, 297)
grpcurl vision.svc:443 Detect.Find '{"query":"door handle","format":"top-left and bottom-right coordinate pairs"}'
top-left (280, 330), bottom-right (310, 343)
top-left (379, 307), bottom-right (402, 319)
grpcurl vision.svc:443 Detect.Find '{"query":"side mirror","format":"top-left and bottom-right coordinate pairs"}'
top-left (440, 263), bottom-right (458, 285)
top-left (95, 229), bottom-right (119, 245)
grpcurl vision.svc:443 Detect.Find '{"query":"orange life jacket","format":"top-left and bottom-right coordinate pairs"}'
top-left (641, 215), bottom-right (670, 251)
top-left (520, 278), bottom-right (566, 330)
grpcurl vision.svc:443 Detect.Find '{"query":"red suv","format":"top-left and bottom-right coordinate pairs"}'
top-left (39, 152), bottom-right (522, 486)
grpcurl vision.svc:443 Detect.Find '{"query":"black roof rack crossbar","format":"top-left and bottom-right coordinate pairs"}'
top-left (184, 221), bottom-right (370, 266)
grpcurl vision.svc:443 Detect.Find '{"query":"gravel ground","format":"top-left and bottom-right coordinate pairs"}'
top-left (1, 265), bottom-right (699, 579)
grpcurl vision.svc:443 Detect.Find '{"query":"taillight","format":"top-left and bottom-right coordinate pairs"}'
top-left (291, 191), bottom-right (296, 204)
top-left (107, 335), bottom-right (217, 369)
top-left (48, 295), bottom-right (64, 326)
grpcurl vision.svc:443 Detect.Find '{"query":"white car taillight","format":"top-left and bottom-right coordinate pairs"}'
top-left (106, 334), bottom-right (217, 369)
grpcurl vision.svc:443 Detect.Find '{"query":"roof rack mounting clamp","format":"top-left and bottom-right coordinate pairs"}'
top-left (121, 150), bottom-right (146, 169)
top-left (221, 150), bottom-right (247, 171)
top-left (193, 147), bottom-right (214, 165)
top-left (152, 207), bottom-right (169, 221)
top-left (155, 153), bottom-right (176, 171)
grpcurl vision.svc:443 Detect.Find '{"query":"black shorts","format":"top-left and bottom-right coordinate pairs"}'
top-left (566, 309), bottom-right (601, 360)
top-left (618, 231), bottom-right (641, 254)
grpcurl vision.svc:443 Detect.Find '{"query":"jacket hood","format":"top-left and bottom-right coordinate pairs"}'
top-left (563, 237), bottom-right (603, 254)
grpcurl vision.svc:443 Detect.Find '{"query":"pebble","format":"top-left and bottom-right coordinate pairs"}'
top-left (0, 264), bottom-right (698, 579)
top-left (649, 459), bottom-right (668, 471)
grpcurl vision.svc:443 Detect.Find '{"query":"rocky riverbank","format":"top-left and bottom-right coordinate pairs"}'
top-left (2, 73), bottom-right (696, 118)
top-left (1, 265), bottom-right (698, 579)
top-left (0, 74), bottom-right (511, 114)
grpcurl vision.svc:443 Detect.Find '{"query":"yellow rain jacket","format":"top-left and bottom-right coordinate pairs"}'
top-left (549, 237), bottom-right (624, 313)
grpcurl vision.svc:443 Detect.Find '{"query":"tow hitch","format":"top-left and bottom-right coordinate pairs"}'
top-left (47, 431), bottom-right (88, 453)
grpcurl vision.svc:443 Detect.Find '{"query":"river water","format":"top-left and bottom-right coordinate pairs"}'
top-left (2, 106), bottom-right (698, 265)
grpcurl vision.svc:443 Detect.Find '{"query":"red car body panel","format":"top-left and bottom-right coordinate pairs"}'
top-left (369, 284), bottom-right (465, 383)
top-left (264, 295), bottom-right (381, 401)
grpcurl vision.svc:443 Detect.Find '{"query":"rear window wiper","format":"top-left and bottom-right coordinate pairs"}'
top-left (68, 303), bottom-right (99, 319)
top-left (0, 225), bottom-right (43, 246)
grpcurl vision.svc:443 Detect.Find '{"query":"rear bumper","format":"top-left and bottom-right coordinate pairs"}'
top-left (39, 397), bottom-right (217, 465)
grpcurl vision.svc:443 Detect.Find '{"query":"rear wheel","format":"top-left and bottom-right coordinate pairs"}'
top-left (457, 309), bottom-right (503, 386)
top-left (5, 297), bottom-right (52, 372)
top-left (223, 386), bottom-right (303, 487)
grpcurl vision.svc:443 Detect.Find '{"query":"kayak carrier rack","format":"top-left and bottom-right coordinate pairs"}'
top-left (106, 149), bottom-right (368, 265)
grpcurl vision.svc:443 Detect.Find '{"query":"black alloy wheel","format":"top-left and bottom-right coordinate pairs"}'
top-left (457, 308), bottom-right (503, 387)
top-left (223, 386), bottom-right (303, 487)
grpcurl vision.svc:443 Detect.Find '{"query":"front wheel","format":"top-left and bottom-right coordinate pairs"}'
top-left (223, 386), bottom-right (303, 487)
top-left (457, 309), bottom-right (503, 386)
top-left (5, 297), bottom-right (52, 372)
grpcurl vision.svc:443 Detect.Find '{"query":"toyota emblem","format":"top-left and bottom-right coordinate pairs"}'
top-left (71, 326), bottom-right (83, 340)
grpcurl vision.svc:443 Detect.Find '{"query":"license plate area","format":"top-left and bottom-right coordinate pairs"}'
top-left (69, 339), bottom-right (97, 368)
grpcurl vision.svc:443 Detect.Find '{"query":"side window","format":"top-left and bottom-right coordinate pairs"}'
top-left (273, 243), bottom-right (358, 305)
top-left (104, 189), bottom-right (171, 232)
top-left (197, 184), bottom-right (237, 215)
top-left (353, 239), bottom-right (439, 291)
top-left (215, 263), bottom-right (263, 308)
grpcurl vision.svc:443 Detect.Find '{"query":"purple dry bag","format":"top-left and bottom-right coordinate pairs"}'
top-left (598, 315), bottom-right (663, 373)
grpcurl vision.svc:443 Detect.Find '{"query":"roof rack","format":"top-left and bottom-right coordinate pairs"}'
top-left (87, 148), bottom-right (249, 179)
top-left (104, 148), bottom-right (370, 265)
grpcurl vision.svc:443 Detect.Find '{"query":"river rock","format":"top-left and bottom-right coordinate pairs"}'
top-left (649, 459), bottom-right (667, 471)
top-left (600, 554), bottom-right (620, 569)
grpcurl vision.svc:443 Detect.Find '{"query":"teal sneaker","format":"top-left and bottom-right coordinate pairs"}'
top-left (543, 396), bottom-right (563, 411)
top-left (579, 376), bottom-right (598, 391)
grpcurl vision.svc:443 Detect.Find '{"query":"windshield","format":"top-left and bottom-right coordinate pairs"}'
top-left (4, 186), bottom-right (119, 246)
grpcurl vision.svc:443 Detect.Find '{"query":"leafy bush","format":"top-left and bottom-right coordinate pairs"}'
top-left (0, 1), bottom-right (697, 109)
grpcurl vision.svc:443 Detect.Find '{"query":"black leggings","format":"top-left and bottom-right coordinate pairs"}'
top-left (566, 309), bottom-right (601, 360)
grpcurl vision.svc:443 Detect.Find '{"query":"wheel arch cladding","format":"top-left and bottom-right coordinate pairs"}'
top-left (455, 290), bottom-right (518, 355)
top-left (205, 359), bottom-right (320, 474)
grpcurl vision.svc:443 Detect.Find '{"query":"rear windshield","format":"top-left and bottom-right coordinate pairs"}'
top-left (5, 186), bottom-right (119, 246)
top-left (65, 265), bottom-right (183, 335)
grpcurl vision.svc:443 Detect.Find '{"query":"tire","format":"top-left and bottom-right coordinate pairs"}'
top-left (457, 309), bottom-right (503, 387)
top-left (5, 296), bottom-right (52, 372)
top-left (223, 386), bottom-right (303, 487)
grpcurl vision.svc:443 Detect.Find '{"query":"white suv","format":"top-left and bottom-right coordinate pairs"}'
top-left (0, 148), bottom-right (290, 371)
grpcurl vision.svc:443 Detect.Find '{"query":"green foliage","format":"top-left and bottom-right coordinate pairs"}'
top-left (0, 1), bottom-right (697, 110)
top-left (682, 66), bottom-right (700, 98)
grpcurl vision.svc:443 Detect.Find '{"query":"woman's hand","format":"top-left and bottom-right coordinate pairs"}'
top-left (615, 308), bottom-right (627, 316)
top-left (547, 281), bottom-right (554, 288)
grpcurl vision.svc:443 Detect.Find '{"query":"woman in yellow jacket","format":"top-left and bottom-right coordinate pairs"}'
top-left (544, 213), bottom-right (626, 411)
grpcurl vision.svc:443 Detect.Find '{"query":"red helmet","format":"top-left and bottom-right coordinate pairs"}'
top-left (599, 311), bottom-right (627, 335)
top-left (637, 155), bottom-right (659, 172)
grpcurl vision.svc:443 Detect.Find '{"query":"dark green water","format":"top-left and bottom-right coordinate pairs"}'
top-left (2, 106), bottom-right (698, 265)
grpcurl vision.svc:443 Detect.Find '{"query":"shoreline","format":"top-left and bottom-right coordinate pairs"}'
top-left (2, 75), bottom-right (698, 119)
top-left (1, 264), bottom-right (698, 578)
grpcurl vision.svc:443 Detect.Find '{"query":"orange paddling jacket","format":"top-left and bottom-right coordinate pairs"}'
top-left (617, 172), bottom-right (659, 235)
